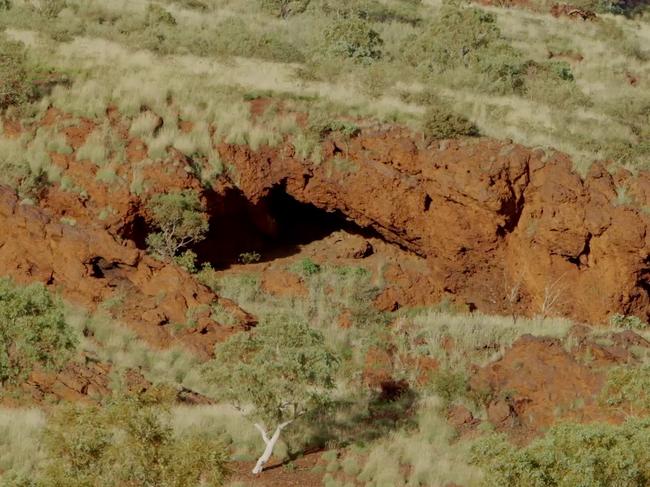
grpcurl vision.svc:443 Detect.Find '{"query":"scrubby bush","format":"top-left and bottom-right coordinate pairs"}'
top-left (422, 103), bottom-right (478, 140)
top-left (36, 389), bottom-right (229, 487)
top-left (600, 365), bottom-right (650, 415)
top-left (472, 419), bottom-right (650, 487)
top-left (146, 190), bottom-right (209, 262)
top-left (0, 35), bottom-right (32, 110)
top-left (401, 4), bottom-right (526, 94)
top-left (430, 369), bottom-right (469, 408)
top-left (34, 0), bottom-right (67, 18)
top-left (0, 278), bottom-right (77, 387)
top-left (323, 17), bottom-right (383, 63)
top-left (260, 0), bottom-right (311, 18)
top-left (145, 3), bottom-right (177, 26)
top-left (609, 313), bottom-right (648, 330)
top-left (402, 5), bottom-right (502, 69)
top-left (314, 0), bottom-right (422, 25)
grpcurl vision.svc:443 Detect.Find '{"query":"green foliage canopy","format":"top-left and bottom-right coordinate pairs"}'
top-left (471, 419), bottom-right (650, 487)
top-left (0, 278), bottom-right (77, 387)
top-left (205, 313), bottom-right (339, 428)
top-left (145, 190), bottom-right (209, 262)
top-left (323, 17), bottom-right (383, 63)
top-left (32, 390), bottom-right (229, 487)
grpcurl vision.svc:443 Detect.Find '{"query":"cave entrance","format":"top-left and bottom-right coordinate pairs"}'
top-left (197, 185), bottom-right (374, 269)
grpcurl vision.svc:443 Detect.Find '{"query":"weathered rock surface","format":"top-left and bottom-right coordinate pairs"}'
top-left (221, 130), bottom-right (649, 323)
top-left (469, 327), bottom-right (650, 440)
top-left (0, 185), bottom-right (251, 357)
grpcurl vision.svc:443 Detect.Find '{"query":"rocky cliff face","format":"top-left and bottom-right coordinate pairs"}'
top-left (0, 186), bottom-right (251, 358)
top-left (0, 117), bottom-right (646, 339)
top-left (222, 129), bottom-right (649, 323)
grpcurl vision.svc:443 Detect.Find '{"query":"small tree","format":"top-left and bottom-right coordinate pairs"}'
top-left (145, 190), bottom-right (209, 262)
top-left (204, 313), bottom-right (339, 475)
top-left (0, 278), bottom-right (77, 387)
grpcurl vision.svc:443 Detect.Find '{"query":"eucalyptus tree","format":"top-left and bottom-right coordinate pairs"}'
top-left (205, 313), bottom-right (339, 474)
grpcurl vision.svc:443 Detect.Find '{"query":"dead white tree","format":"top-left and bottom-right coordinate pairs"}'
top-left (504, 271), bottom-right (524, 324)
top-left (540, 274), bottom-right (566, 319)
top-left (252, 420), bottom-right (294, 474)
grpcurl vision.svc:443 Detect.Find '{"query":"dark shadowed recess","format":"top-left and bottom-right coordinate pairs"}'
top-left (195, 184), bottom-right (380, 269)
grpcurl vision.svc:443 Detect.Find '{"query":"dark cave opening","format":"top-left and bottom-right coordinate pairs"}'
top-left (195, 185), bottom-right (378, 269)
top-left (118, 184), bottom-right (380, 270)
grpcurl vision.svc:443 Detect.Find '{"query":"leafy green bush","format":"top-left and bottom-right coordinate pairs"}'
top-left (401, 4), bottom-right (526, 94)
top-left (401, 5), bottom-right (502, 69)
top-left (35, 390), bottom-right (229, 487)
top-left (0, 34), bottom-right (32, 109)
top-left (260, 0), bottom-right (311, 18)
top-left (323, 17), bottom-right (383, 63)
top-left (422, 104), bottom-right (478, 140)
top-left (609, 314), bottom-right (648, 330)
top-left (145, 3), bottom-right (177, 26)
top-left (292, 257), bottom-right (321, 277)
top-left (430, 369), bottom-right (469, 408)
top-left (0, 278), bottom-right (77, 387)
top-left (600, 365), bottom-right (650, 415)
top-left (472, 419), bottom-right (650, 487)
top-left (145, 190), bottom-right (209, 262)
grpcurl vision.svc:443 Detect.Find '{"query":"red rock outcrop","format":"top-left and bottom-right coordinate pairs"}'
top-left (469, 327), bottom-right (650, 440)
top-left (220, 130), bottom-right (649, 323)
top-left (0, 185), bottom-right (251, 357)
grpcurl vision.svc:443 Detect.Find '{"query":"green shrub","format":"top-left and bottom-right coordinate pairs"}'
top-left (145, 190), bottom-right (209, 261)
top-left (609, 314), bottom-right (648, 330)
top-left (422, 104), bottom-right (478, 140)
top-left (430, 369), bottom-right (469, 408)
top-left (471, 419), bottom-right (650, 487)
top-left (323, 17), bottom-right (383, 63)
top-left (0, 35), bottom-right (32, 109)
top-left (401, 4), bottom-right (527, 94)
top-left (260, 0), bottom-right (311, 18)
top-left (0, 0), bottom-right (12, 10)
top-left (146, 3), bottom-right (177, 26)
top-left (402, 5), bottom-right (503, 70)
top-left (238, 251), bottom-right (261, 264)
top-left (0, 278), bottom-right (77, 387)
top-left (314, 0), bottom-right (422, 24)
top-left (37, 390), bottom-right (229, 487)
top-left (174, 249), bottom-right (199, 273)
top-left (600, 365), bottom-right (650, 415)
top-left (293, 257), bottom-right (321, 277)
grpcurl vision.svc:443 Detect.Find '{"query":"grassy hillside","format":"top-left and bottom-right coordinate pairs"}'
top-left (0, 0), bottom-right (649, 486)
